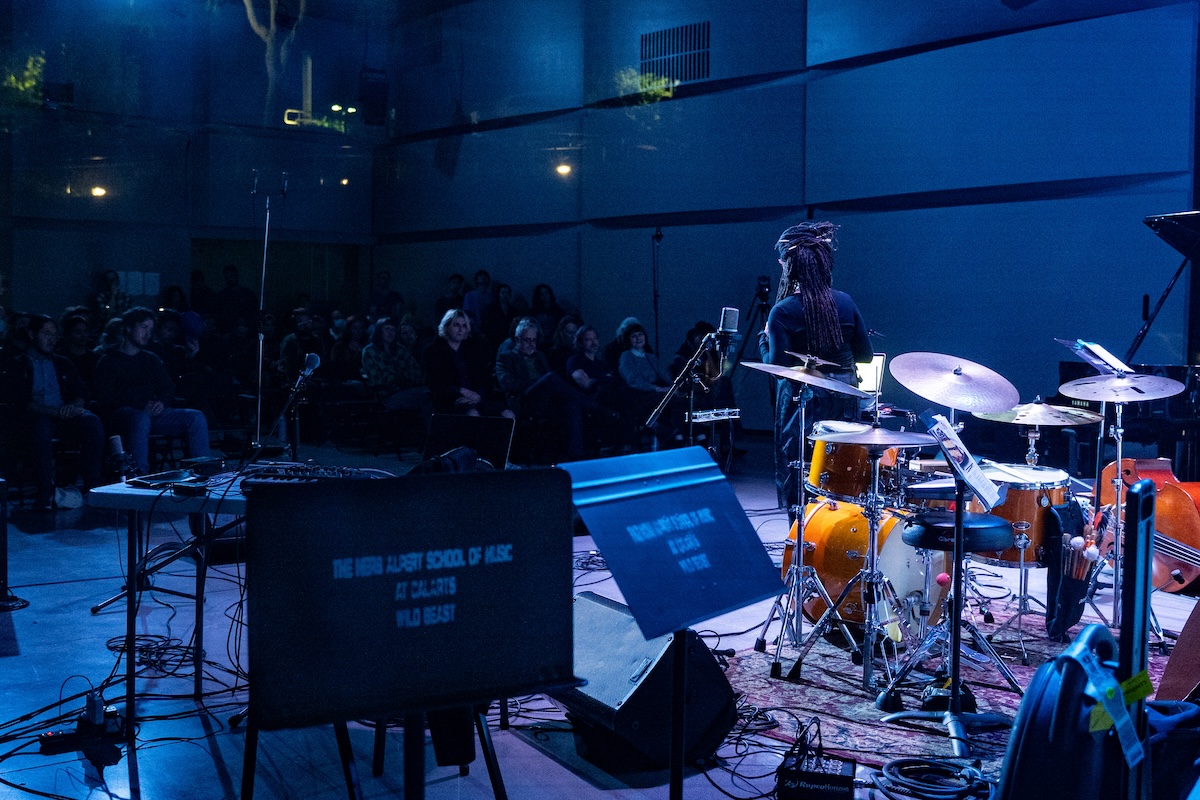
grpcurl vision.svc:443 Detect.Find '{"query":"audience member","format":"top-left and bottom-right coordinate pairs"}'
top-left (159, 284), bottom-right (189, 314)
top-left (367, 270), bottom-right (406, 321)
top-left (189, 269), bottom-right (217, 317)
top-left (15, 315), bottom-right (104, 510)
top-left (215, 264), bottom-right (259, 335)
top-left (57, 313), bottom-right (100, 391)
top-left (495, 318), bottom-right (584, 460)
top-left (462, 269), bottom-right (493, 332)
top-left (327, 314), bottom-right (368, 384)
top-left (619, 322), bottom-right (682, 441)
top-left (94, 307), bottom-right (210, 474)
top-left (547, 315), bottom-right (581, 374)
top-left (361, 317), bottom-right (433, 417)
top-left (422, 309), bottom-right (509, 417)
top-left (276, 307), bottom-right (328, 379)
top-left (92, 270), bottom-right (130, 323)
top-left (480, 282), bottom-right (519, 348)
top-left (603, 316), bottom-right (642, 372)
top-left (434, 273), bottom-right (466, 319)
top-left (530, 283), bottom-right (565, 337)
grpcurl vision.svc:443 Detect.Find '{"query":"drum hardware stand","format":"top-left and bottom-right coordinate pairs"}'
top-left (1107, 400), bottom-right (1128, 628)
top-left (880, 479), bottom-right (1015, 755)
top-left (1023, 426), bottom-right (1041, 466)
top-left (984, 523), bottom-right (1045, 666)
top-left (784, 446), bottom-right (904, 692)
top-left (755, 387), bottom-right (859, 677)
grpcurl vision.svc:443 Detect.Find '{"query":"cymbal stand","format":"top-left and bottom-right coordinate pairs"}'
top-left (881, 478), bottom-right (1012, 756)
top-left (984, 523), bottom-right (1044, 666)
top-left (1108, 401), bottom-right (1127, 628)
top-left (1023, 426), bottom-right (1041, 466)
top-left (785, 447), bottom-right (904, 692)
top-left (755, 386), bottom-right (859, 677)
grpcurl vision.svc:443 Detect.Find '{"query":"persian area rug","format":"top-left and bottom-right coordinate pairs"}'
top-left (723, 608), bottom-right (1170, 779)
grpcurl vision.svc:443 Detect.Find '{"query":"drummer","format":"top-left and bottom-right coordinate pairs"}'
top-left (760, 221), bottom-right (874, 519)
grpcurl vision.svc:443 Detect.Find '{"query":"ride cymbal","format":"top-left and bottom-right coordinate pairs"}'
top-left (889, 352), bottom-right (1019, 413)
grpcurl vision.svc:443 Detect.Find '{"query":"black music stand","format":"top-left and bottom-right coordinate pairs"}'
top-left (561, 447), bottom-right (781, 800)
top-left (242, 470), bottom-right (580, 800)
top-left (880, 415), bottom-right (1010, 756)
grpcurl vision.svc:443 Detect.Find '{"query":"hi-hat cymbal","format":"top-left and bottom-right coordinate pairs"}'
top-left (973, 401), bottom-right (1103, 426)
top-left (1058, 373), bottom-right (1186, 403)
top-left (889, 352), bottom-right (1019, 413)
top-left (742, 361), bottom-right (870, 398)
top-left (808, 425), bottom-right (936, 448)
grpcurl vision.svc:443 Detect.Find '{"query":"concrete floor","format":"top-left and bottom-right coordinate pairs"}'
top-left (0, 432), bottom-right (1195, 800)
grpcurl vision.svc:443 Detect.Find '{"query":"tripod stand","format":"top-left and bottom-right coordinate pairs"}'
top-left (731, 277), bottom-right (770, 377)
top-left (754, 387), bottom-right (858, 676)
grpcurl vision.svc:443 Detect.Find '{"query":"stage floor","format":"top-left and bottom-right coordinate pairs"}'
top-left (1, 433), bottom-right (1195, 800)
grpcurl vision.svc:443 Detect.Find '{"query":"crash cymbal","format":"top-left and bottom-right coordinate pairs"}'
top-left (1058, 373), bottom-right (1186, 403)
top-left (808, 425), bottom-right (936, 448)
top-left (742, 361), bottom-right (870, 398)
top-left (973, 400), bottom-right (1103, 426)
top-left (785, 351), bottom-right (839, 369)
top-left (889, 352), bottom-right (1019, 413)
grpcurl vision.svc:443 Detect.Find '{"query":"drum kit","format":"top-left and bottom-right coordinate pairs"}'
top-left (745, 351), bottom-right (1186, 756)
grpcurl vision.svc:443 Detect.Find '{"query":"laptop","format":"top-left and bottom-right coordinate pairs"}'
top-left (857, 353), bottom-right (887, 395)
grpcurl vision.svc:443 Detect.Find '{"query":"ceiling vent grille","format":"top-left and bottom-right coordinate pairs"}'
top-left (640, 21), bottom-right (710, 86)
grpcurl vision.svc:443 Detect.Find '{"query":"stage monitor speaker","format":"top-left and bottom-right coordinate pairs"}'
top-left (549, 592), bottom-right (736, 769)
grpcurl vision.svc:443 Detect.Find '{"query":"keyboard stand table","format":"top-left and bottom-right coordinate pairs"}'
top-left (88, 482), bottom-right (247, 737)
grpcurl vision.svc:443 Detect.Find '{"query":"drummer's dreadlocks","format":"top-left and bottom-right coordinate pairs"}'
top-left (775, 221), bottom-right (843, 354)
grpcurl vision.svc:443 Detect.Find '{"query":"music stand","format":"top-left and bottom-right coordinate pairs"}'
top-left (880, 413), bottom-right (1008, 756)
top-left (560, 447), bottom-right (781, 800)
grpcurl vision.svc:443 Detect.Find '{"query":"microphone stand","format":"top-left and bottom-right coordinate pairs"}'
top-left (249, 363), bottom-right (312, 465)
top-left (251, 171), bottom-right (288, 450)
top-left (647, 332), bottom-right (717, 447)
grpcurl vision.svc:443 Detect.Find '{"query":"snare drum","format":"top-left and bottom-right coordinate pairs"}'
top-left (806, 421), bottom-right (898, 503)
top-left (782, 501), bottom-right (948, 630)
top-left (967, 464), bottom-right (1069, 568)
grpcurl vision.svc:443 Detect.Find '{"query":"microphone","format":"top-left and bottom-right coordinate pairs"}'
top-left (867, 328), bottom-right (885, 338)
top-left (715, 307), bottom-right (739, 364)
top-left (301, 352), bottom-right (320, 377)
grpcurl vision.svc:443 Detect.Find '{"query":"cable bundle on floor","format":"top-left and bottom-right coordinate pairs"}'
top-left (868, 757), bottom-right (994, 800)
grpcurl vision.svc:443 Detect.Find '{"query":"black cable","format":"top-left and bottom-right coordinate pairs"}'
top-left (868, 757), bottom-right (994, 800)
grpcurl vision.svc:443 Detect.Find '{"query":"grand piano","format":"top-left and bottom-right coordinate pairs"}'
top-left (1051, 211), bottom-right (1200, 481)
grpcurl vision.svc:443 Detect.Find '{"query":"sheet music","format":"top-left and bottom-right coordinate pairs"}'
top-left (1055, 338), bottom-right (1133, 375)
top-left (920, 412), bottom-right (1001, 511)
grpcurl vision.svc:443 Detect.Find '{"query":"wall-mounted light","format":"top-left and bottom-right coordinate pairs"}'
top-left (556, 164), bottom-right (572, 176)
top-left (91, 186), bottom-right (107, 197)
top-left (331, 104), bottom-right (343, 112)
top-left (340, 178), bottom-right (349, 186)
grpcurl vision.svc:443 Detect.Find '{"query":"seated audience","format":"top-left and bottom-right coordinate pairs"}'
top-left (361, 316), bottom-right (433, 417)
top-left (327, 315), bottom-right (369, 384)
top-left (422, 309), bottom-right (509, 418)
top-left (15, 315), bottom-right (104, 510)
top-left (57, 313), bottom-right (100, 392)
top-left (94, 307), bottom-right (210, 474)
top-left (547, 315), bottom-right (581, 374)
top-left (495, 318), bottom-right (584, 461)
top-left (530, 283), bottom-right (566, 337)
top-left (618, 323), bottom-right (682, 442)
